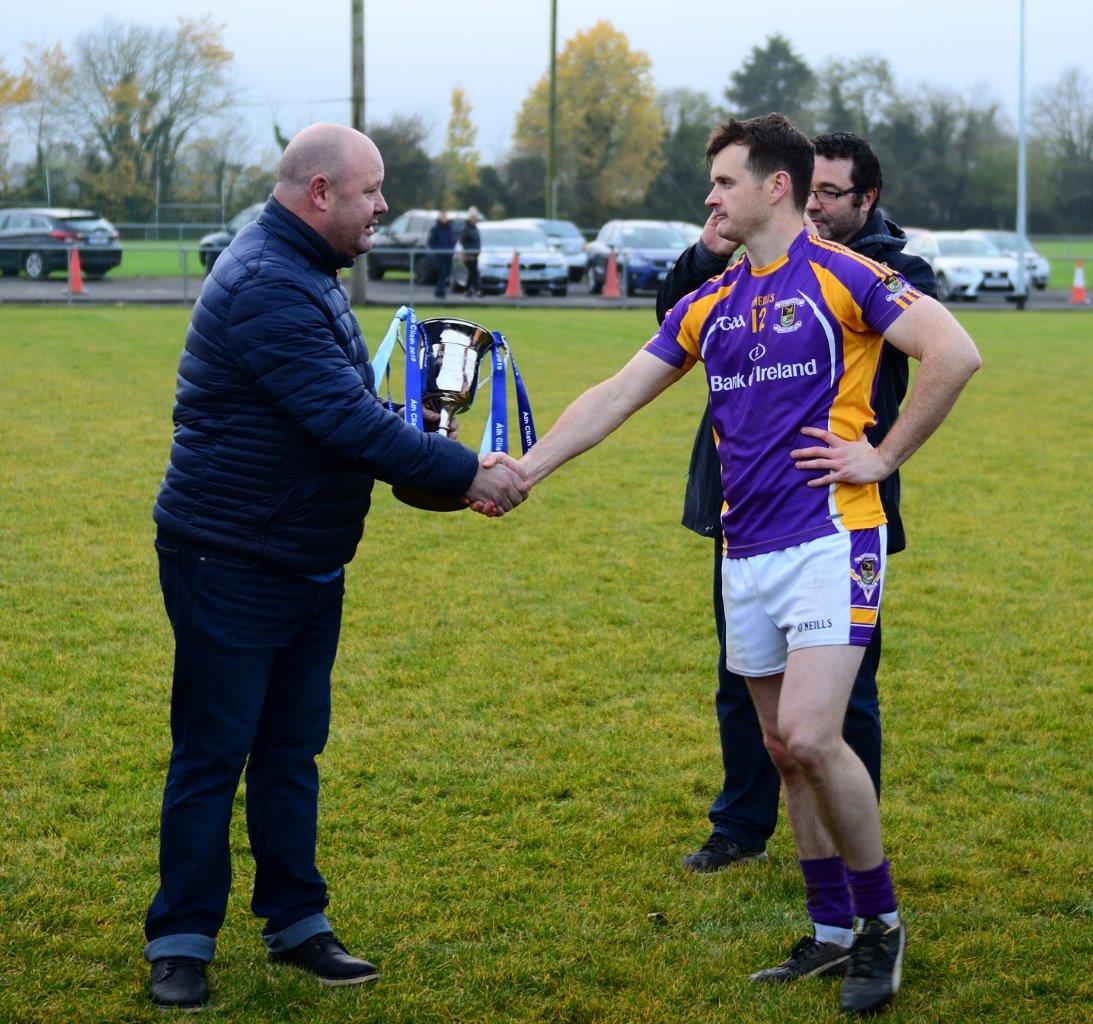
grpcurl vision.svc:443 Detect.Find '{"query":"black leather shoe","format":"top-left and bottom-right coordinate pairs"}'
top-left (683, 832), bottom-right (768, 872)
top-left (268, 933), bottom-right (379, 986)
top-left (149, 956), bottom-right (208, 1011)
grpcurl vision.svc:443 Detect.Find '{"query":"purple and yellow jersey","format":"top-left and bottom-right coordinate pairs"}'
top-left (645, 229), bottom-right (922, 557)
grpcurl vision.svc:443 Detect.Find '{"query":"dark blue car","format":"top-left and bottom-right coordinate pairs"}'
top-left (585, 220), bottom-right (692, 295)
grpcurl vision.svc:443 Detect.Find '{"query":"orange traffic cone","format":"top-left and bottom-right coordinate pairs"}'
top-left (67, 246), bottom-right (86, 295)
top-left (504, 250), bottom-right (522, 297)
top-left (1070, 260), bottom-right (1088, 304)
top-left (602, 250), bottom-right (621, 299)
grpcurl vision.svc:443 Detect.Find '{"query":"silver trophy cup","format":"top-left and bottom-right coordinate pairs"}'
top-left (418, 317), bottom-right (495, 436)
top-left (391, 316), bottom-right (495, 511)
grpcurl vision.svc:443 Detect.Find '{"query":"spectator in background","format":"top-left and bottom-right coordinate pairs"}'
top-left (427, 210), bottom-right (456, 300)
top-left (460, 209), bottom-right (482, 298)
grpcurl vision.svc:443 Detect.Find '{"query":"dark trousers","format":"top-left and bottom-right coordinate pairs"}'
top-left (463, 255), bottom-right (480, 295)
top-left (709, 538), bottom-right (883, 849)
top-left (433, 255), bottom-right (453, 298)
top-left (144, 535), bottom-right (343, 958)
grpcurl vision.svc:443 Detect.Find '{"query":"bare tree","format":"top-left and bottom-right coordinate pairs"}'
top-left (65, 17), bottom-right (234, 211)
top-left (19, 43), bottom-right (74, 197)
top-left (1033, 67), bottom-right (1093, 162)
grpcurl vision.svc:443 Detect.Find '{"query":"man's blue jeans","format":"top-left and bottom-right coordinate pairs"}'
top-left (708, 538), bottom-right (883, 849)
top-left (144, 534), bottom-right (343, 963)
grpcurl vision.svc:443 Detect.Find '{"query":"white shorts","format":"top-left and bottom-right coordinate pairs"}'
top-left (721, 527), bottom-right (887, 678)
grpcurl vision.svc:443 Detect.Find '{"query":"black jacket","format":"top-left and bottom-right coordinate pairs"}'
top-left (154, 197), bottom-right (479, 574)
top-left (459, 222), bottom-right (480, 254)
top-left (656, 210), bottom-right (936, 554)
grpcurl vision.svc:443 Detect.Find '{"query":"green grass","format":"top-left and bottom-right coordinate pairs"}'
top-left (1031, 237), bottom-right (1093, 290)
top-left (0, 307), bottom-right (1090, 1023)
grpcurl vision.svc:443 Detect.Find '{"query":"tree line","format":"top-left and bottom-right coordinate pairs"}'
top-left (1, 20), bottom-right (1090, 233)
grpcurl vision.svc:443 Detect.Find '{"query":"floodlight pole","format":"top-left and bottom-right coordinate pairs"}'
top-left (350, 0), bottom-right (369, 305)
top-left (546, 0), bottom-right (557, 218)
top-left (1015, 0), bottom-right (1029, 309)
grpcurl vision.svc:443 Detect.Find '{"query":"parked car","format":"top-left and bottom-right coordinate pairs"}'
top-left (367, 208), bottom-right (482, 284)
top-left (904, 230), bottom-right (1027, 302)
top-left (503, 217), bottom-right (587, 280)
top-left (452, 221), bottom-right (569, 296)
top-left (667, 220), bottom-right (705, 246)
top-left (0, 207), bottom-right (122, 279)
top-left (585, 220), bottom-right (691, 295)
top-left (965, 230), bottom-right (1050, 290)
top-left (197, 203), bottom-right (264, 272)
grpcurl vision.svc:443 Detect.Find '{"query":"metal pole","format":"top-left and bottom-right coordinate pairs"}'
top-left (546, 0), bottom-right (557, 218)
top-left (350, 0), bottom-right (369, 305)
top-left (1015, 0), bottom-right (1029, 309)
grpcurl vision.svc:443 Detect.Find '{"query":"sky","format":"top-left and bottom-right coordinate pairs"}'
top-left (2, 0), bottom-right (1090, 164)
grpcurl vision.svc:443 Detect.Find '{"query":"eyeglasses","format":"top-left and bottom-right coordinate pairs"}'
top-left (809, 186), bottom-right (860, 204)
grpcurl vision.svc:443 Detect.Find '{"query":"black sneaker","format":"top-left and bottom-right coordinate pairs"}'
top-left (840, 916), bottom-right (906, 1013)
top-left (268, 932), bottom-right (379, 987)
top-left (749, 935), bottom-right (852, 983)
top-left (683, 833), bottom-right (767, 872)
top-left (149, 956), bottom-right (208, 1011)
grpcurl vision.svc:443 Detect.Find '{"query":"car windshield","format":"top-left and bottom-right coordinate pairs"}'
top-left (536, 220), bottom-right (582, 239)
top-left (228, 207), bottom-right (261, 232)
top-left (939, 237), bottom-right (1001, 257)
top-left (479, 227), bottom-right (549, 249)
top-left (60, 217), bottom-right (112, 232)
top-left (620, 226), bottom-right (683, 248)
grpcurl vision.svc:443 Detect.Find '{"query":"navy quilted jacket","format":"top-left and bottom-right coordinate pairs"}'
top-left (153, 197), bottom-right (479, 574)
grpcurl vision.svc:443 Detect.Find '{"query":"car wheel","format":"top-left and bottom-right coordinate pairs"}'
top-left (935, 273), bottom-right (951, 302)
top-left (413, 258), bottom-right (434, 285)
top-left (367, 259), bottom-right (384, 280)
top-left (586, 266), bottom-right (602, 295)
top-left (551, 285), bottom-right (568, 297)
top-left (626, 281), bottom-right (638, 297)
top-left (24, 251), bottom-right (49, 280)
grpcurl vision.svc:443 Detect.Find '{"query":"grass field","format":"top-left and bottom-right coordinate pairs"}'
top-left (0, 306), bottom-right (1090, 1023)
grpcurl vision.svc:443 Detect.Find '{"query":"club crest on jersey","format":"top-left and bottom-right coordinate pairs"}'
top-left (883, 272), bottom-right (909, 302)
top-left (774, 298), bottom-right (802, 334)
top-left (851, 553), bottom-right (881, 601)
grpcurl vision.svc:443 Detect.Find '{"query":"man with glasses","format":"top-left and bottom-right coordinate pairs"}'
top-left (659, 130), bottom-right (935, 972)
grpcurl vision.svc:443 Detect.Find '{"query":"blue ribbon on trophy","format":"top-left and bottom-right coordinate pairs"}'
top-left (372, 306), bottom-right (536, 509)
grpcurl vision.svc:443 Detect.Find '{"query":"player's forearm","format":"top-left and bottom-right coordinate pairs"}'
top-left (520, 378), bottom-right (635, 486)
top-left (876, 335), bottom-right (981, 473)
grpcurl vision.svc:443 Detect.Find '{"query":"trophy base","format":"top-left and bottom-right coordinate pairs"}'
top-left (391, 484), bottom-right (467, 512)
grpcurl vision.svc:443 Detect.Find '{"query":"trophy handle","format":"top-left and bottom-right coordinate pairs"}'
top-left (437, 407), bottom-right (452, 437)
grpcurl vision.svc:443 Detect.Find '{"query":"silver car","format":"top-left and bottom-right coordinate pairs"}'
top-left (905, 230), bottom-right (1028, 302)
top-left (453, 222), bottom-right (569, 296)
top-left (503, 217), bottom-right (588, 281)
top-left (966, 230), bottom-right (1050, 290)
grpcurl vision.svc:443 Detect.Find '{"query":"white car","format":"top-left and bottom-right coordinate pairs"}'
top-left (904, 230), bottom-right (1028, 302)
top-left (503, 217), bottom-right (587, 281)
top-left (966, 230), bottom-right (1050, 290)
top-left (452, 221), bottom-right (569, 296)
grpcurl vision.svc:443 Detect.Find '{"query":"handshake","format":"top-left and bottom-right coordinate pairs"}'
top-left (462, 452), bottom-right (534, 518)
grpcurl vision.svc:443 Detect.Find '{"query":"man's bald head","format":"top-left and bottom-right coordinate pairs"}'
top-left (272, 123), bottom-right (388, 260)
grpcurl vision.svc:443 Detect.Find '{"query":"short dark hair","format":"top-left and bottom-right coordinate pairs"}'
top-left (705, 113), bottom-right (815, 211)
top-left (813, 132), bottom-right (883, 215)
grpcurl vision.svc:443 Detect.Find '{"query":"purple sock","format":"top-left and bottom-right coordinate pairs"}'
top-left (848, 859), bottom-right (898, 919)
top-left (799, 856), bottom-right (853, 929)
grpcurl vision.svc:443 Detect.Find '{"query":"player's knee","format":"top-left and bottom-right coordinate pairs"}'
top-left (784, 729), bottom-right (838, 777)
top-left (762, 732), bottom-right (796, 775)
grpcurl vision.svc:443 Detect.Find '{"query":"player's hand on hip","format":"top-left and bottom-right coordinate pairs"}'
top-left (791, 427), bottom-right (891, 487)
